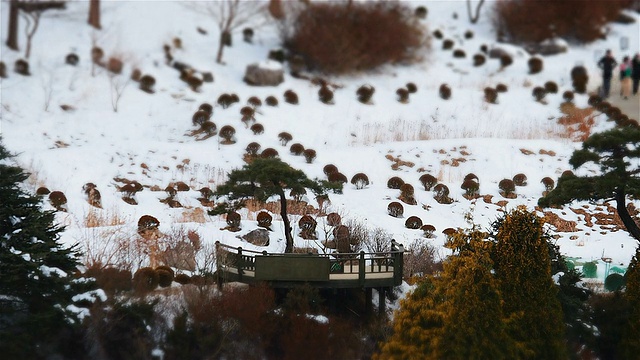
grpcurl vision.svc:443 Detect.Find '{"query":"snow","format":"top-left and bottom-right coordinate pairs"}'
top-left (72, 289), bottom-right (108, 303)
top-left (1, 0), bottom-right (639, 283)
top-left (40, 265), bottom-right (68, 278)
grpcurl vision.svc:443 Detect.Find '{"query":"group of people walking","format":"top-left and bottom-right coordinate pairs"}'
top-left (598, 50), bottom-right (640, 99)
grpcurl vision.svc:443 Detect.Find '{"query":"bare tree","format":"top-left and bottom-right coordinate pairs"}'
top-left (21, 7), bottom-right (41, 59)
top-left (88, 0), bottom-right (101, 29)
top-left (466, 0), bottom-right (485, 24)
top-left (109, 73), bottom-right (130, 112)
top-left (5, 1), bottom-right (65, 53)
top-left (40, 65), bottom-right (54, 111)
top-left (188, 0), bottom-right (268, 64)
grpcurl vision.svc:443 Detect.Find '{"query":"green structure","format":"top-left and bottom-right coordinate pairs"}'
top-left (215, 240), bottom-right (405, 316)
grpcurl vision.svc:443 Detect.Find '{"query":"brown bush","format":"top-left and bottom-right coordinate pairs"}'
top-left (318, 86), bottom-right (334, 104)
top-left (219, 125), bottom-right (236, 144)
top-left (85, 266), bottom-right (132, 295)
top-left (433, 29), bottom-right (443, 39)
top-left (484, 87), bottom-right (498, 104)
top-left (461, 179), bottom-right (480, 198)
top-left (439, 84), bottom-right (451, 100)
top-left (48, 191), bottom-right (67, 211)
top-left (528, 57), bottom-right (543, 74)
top-left (498, 179), bottom-right (516, 197)
top-left (357, 84), bottom-right (375, 104)
top-left (532, 86), bottom-right (547, 102)
top-left (246, 141), bottom-right (261, 155)
top-left (513, 173), bottom-right (528, 186)
top-left (544, 81), bottom-right (558, 94)
top-left (571, 65), bottom-right (589, 94)
top-left (226, 211), bottom-right (241, 229)
top-left (257, 211), bottom-right (273, 229)
top-left (496, 83), bottom-right (508, 93)
top-left (385, 176), bottom-right (403, 190)
top-left (405, 216), bottom-right (423, 229)
top-left (261, 147), bottom-right (279, 159)
top-left (139, 75), bottom-right (156, 93)
top-left (493, 0), bottom-right (628, 44)
top-left (350, 173), bottom-right (369, 189)
top-left (453, 49), bottom-right (466, 58)
top-left (396, 88), bottom-right (410, 103)
top-left (132, 267), bottom-right (159, 294)
top-left (289, 143), bottom-right (304, 155)
top-left (265, 95), bottom-right (278, 106)
top-left (387, 201), bottom-right (404, 217)
top-left (541, 176), bottom-right (555, 191)
top-left (303, 149), bottom-right (316, 163)
top-left (247, 96), bottom-right (262, 107)
top-left (326, 212), bottom-right (341, 226)
top-left (328, 172), bottom-right (347, 184)
top-left (433, 184), bottom-right (452, 204)
top-left (284, 89), bottom-right (298, 105)
top-left (284, 1), bottom-right (424, 74)
top-left (500, 54), bottom-right (513, 68)
top-left (473, 53), bottom-right (485, 67)
top-left (278, 132), bottom-right (293, 146)
top-left (323, 164), bottom-right (339, 176)
top-left (563, 90), bottom-right (574, 102)
top-left (192, 110), bottom-right (209, 127)
top-left (36, 186), bottom-right (50, 195)
top-left (250, 123), bottom-right (265, 135)
top-left (442, 39), bottom-right (454, 50)
top-left (156, 265), bottom-right (174, 287)
top-left (419, 173), bottom-right (438, 191)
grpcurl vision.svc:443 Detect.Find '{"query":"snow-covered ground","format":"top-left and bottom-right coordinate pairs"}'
top-left (1, 0), bottom-right (639, 281)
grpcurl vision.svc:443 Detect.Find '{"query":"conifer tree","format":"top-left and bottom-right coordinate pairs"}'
top-left (209, 158), bottom-right (331, 253)
top-left (0, 141), bottom-right (93, 358)
top-left (620, 245), bottom-right (640, 357)
top-left (539, 127), bottom-right (640, 241)
top-left (491, 208), bottom-right (567, 359)
top-left (374, 277), bottom-right (444, 359)
top-left (440, 229), bottom-right (516, 359)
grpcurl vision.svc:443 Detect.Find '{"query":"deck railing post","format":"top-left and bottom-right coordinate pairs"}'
top-left (215, 241), bottom-right (223, 290)
top-left (237, 247), bottom-right (243, 281)
top-left (359, 251), bottom-right (365, 286)
top-left (392, 241), bottom-right (404, 285)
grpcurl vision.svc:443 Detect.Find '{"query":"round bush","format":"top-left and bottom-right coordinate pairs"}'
top-left (350, 173), bottom-right (370, 189)
top-left (217, 93), bottom-right (233, 108)
top-left (65, 53), bottom-right (79, 66)
top-left (328, 172), bottom-right (348, 184)
top-left (496, 83), bottom-right (508, 93)
top-left (439, 84), bottom-right (451, 100)
top-left (219, 125), bottom-right (236, 143)
top-left (261, 147), bottom-right (279, 159)
top-left (480, 44), bottom-right (488, 53)
top-left (174, 273), bottom-right (191, 285)
top-left (419, 173), bottom-right (438, 191)
top-left (240, 106), bottom-right (255, 121)
top-left (570, 66), bottom-right (588, 94)
top-left (442, 39), bottom-right (454, 50)
top-left (289, 143), bottom-right (305, 155)
top-left (513, 173), bottom-right (528, 186)
top-left (464, 173), bottom-right (479, 182)
top-left (406, 82), bottom-right (418, 94)
top-left (405, 216), bottom-right (423, 229)
top-left (303, 148), bottom-right (317, 163)
top-left (192, 110), bottom-right (210, 126)
top-left (500, 54), bottom-right (513, 68)
top-left (562, 90), bottom-right (574, 102)
top-left (36, 186), bottom-right (50, 196)
top-left (298, 215), bottom-right (317, 231)
top-left (278, 132), bottom-right (293, 146)
top-left (433, 29), bottom-right (443, 39)
top-left (265, 96), bottom-right (278, 106)
top-left (323, 164), bottom-right (339, 176)
top-left (528, 57), bottom-right (543, 74)
top-left (285, 1), bottom-right (424, 74)
top-left (246, 142), bottom-right (261, 155)
top-left (387, 176), bottom-right (405, 190)
top-left (49, 191), bottom-right (67, 209)
top-left (284, 90), bottom-right (299, 105)
top-left (421, 224), bottom-right (436, 238)
top-left (415, 6), bottom-right (427, 19)
top-left (357, 84), bottom-right (375, 104)
top-left (532, 86), bottom-right (547, 101)
top-left (473, 54), bottom-right (485, 67)
top-left (139, 75), bottom-right (156, 93)
top-left (138, 215), bottom-right (160, 233)
top-left (484, 87), bottom-right (498, 104)
top-left (461, 179), bottom-right (480, 197)
top-left (318, 86), bottom-right (334, 104)
top-left (250, 123), bottom-right (264, 135)
top-left (433, 183), bottom-right (450, 197)
top-left (498, 179), bottom-right (516, 195)
top-left (226, 211), bottom-right (241, 228)
top-left (400, 183), bottom-right (415, 197)
top-left (257, 211), bottom-right (273, 229)
top-left (464, 30), bottom-right (474, 39)
top-left (387, 202), bottom-right (404, 218)
top-left (453, 49), bottom-right (466, 58)
top-left (604, 273), bottom-right (625, 292)
top-left (133, 267), bottom-right (159, 294)
top-left (588, 94), bottom-right (603, 107)
top-left (542, 81), bottom-right (558, 94)
top-left (396, 88), bottom-right (410, 103)
top-left (247, 96), bottom-right (262, 107)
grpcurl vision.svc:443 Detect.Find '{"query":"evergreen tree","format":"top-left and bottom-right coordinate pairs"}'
top-left (210, 158), bottom-right (332, 253)
top-left (440, 228), bottom-right (516, 360)
top-left (620, 245), bottom-right (640, 357)
top-left (539, 127), bottom-right (640, 241)
top-left (491, 208), bottom-right (567, 359)
top-left (374, 277), bottom-right (444, 359)
top-left (0, 141), bottom-right (93, 358)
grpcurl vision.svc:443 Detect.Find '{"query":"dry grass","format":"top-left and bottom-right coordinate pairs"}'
top-left (84, 206), bottom-right (129, 228)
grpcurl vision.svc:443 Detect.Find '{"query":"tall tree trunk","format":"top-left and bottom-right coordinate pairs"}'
top-left (216, 32), bottom-right (225, 64)
top-left (616, 187), bottom-right (640, 241)
top-left (88, 0), bottom-right (101, 29)
top-left (6, 0), bottom-right (20, 51)
top-left (278, 188), bottom-right (294, 253)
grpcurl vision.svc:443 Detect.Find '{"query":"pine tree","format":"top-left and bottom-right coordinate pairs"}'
top-left (539, 127), bottom-right (640, 241)
top-left (491, 208), bottom-right (567, 359)
top-left (210, 158), bottom-right (332, 253)
top-left (620, 245), bottom-right (640, 357)
top-left (440, 229), bottom-right (516, 360)
top-left (0, 141), bottom-right (93, 358)
top-left (374, 277), bottom-right (444, 359)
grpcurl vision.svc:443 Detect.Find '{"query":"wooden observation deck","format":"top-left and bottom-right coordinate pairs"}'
top-left (215, 241), bottom-right (404, 289)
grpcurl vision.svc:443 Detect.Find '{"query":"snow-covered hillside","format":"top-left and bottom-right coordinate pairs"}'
top-left (1, 0), bottom-right (639, 280)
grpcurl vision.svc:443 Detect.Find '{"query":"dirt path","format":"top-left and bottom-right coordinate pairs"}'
top-left (606, 77), bottom-right (640, 121)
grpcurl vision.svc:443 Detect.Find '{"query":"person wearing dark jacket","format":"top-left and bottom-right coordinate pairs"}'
top-left (598, 49), bottom-right (618, 98)
top-left (632, 53), bottom-right (640, 96)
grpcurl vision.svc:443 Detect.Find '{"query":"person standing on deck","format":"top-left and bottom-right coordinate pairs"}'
top-left (598, 49), bottom-right (618, 98)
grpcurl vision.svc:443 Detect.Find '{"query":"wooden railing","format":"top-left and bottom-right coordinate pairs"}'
top-left (215, 241), bottom-right (404, 288)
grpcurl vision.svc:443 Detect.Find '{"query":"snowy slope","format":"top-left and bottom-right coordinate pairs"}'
top-left (1, 0), bottom-right (639, 279)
